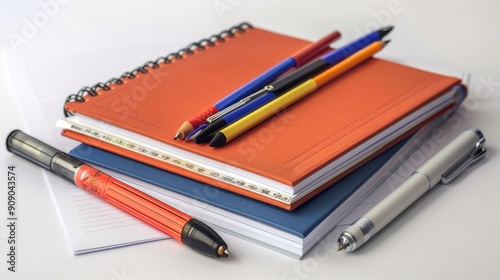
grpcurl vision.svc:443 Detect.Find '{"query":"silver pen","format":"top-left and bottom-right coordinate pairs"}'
top-left (337, 128), bottom-right (487, 252)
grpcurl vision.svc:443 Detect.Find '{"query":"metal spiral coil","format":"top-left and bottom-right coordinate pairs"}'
top-left (64, 22), bottom-right (253, 117)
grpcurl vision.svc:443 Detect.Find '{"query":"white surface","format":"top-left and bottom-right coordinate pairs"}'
top-left (1, 1), bottom-right (499, 279)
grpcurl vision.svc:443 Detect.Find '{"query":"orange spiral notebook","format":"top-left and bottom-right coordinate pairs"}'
top-left (58, 23), bottom-right (464, 210)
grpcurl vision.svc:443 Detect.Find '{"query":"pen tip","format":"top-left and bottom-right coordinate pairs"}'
top-left (209, 133), bottom-right (227, 147)
top-left (378, 26), bottom-right (394, 38)
top-left (382, 40), bottom-right (391, 47)
top-left (337, 235), bottom-right (352, 252)
top-left (194, 134), bottom-right (213, 144)
top-left (337, 243), bottom-right (347, 251)
top-left (217, 245), bottom-right (230, 258)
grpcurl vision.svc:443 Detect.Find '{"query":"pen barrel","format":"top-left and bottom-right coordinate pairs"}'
top-left (342, 174), bottom-right (429, 251)
top-left (313, 41), bottom-right (383, 87)
top-left (364, 174), bottom-right (429, 235)
top-left (221, 80), bottom-right (318, 143)
top-left (292, 30), bottom-right (340, 66)
top-left (6, 130), bottom-right (229, 258)
top-left (342, 129), bottom-right (485, 251)
top-left (186, 105), bottom-right (220, 130)
top-left (321, 30), bottom-right (378, 64)
top-left (270, 59), bottom-right (330, 93)
top-left (74, 164), bottom-right (192, 242)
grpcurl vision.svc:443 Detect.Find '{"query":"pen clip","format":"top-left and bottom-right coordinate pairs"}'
top-left (206, 87), bottom-right (272, 124)
top-left (441, 136), bottom-right (487, 184)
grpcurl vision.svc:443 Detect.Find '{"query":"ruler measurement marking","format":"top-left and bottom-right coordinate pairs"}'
top-left (65, 122), bottom-right (292, 203)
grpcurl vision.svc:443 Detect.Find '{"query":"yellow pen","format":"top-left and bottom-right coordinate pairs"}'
top-left (209, 40), bottom-right (389, 147)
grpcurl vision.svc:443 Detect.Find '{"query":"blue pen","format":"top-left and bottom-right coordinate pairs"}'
top-left (174, 30), bottom-right (342, 140)
top-left (194, 26), bottom-right (394, 143)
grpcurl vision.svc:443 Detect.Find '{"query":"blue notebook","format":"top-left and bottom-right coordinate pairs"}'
top-left (70, 135), bottom-right (415, 258)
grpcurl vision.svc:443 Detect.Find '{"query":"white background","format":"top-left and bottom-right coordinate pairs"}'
top-left (1, 0), bottom-right (500, 279)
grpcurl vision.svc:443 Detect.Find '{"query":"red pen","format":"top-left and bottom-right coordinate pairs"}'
top-left (6, 130), bottom-right (230, 258)
top-left (173, 29), bottom-right (341, 140)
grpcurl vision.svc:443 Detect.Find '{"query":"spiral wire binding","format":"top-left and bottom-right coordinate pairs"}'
top-left (64, 22), bottom-right (253, 117)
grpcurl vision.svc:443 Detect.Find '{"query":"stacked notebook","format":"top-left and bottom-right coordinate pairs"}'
top-left (54, 23), bottom-right (466, 257)
top-left (68, 116), bottom-right (452, 258)
top-left (57, 23), bottom-right (463, 210)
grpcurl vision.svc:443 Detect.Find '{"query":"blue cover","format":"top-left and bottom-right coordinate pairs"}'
top-left (69, 139), bottom-right (407, 238)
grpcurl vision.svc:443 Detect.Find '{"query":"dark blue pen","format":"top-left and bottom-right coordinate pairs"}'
top-left (194, 26), bottom-right (394, 143)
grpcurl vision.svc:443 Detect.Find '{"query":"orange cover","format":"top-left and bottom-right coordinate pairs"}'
top-left (63, 26), bottom-right (461, 210)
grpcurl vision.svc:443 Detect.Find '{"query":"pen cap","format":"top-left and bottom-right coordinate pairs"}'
top-left (6, 130), bottom-right (83, 182)
top-left (416, 129), bottom-right (483, 187)
top-left (6, 130), bottom-right (60, 170)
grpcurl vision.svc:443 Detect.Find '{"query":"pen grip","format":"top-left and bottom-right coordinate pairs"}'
top-left (74, 164), bottom-right (192, 241)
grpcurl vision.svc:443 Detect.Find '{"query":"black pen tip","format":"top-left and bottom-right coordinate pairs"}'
top-left (378, 26), bottom-right (394, 38)
top-left (194, 134), bottom-right (213, 144)
top-left (209, 133), bottom-right (227, 147)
